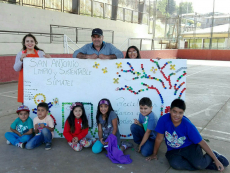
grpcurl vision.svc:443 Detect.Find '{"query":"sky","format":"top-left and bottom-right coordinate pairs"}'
top-left (175, 0), bottom-right (230, 14)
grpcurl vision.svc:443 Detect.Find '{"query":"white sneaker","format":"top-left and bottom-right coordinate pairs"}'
top-left (6, 140), bottom-right (11, 145)
top-left (16, 142), bottom-right (25, 149)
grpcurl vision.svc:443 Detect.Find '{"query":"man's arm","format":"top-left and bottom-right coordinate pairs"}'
top-left (77, 53), bottom-right (98, 59)
top-left (73, 44), bottom-right (89, 58)
top-left (146, 133), bottom-right (164, 160)
top-left (98, 54), bottom-right (117, 59)
top-left (108, 43), bottom-right (124, 59)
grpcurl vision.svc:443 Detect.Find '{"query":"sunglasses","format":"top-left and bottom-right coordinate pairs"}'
top-left (128, 51), bottom-right (137, 54)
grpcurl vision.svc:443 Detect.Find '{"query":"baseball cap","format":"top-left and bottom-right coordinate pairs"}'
top-left (91, 28), bottom-right (103, 36)
top-left (16, 105), bottom-right (30, 113)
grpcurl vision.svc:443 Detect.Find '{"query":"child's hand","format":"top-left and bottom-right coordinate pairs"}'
top-left (35, 124), bottom-right (39, 130)
top-left (138, 144), bottom-right (142, 152)
top-left (134, 119), bottom-right (139, 125)
top-left (214, 160), bottom-right (224, 172)
top-left (146, 154), bottom-right (158, 161)
top-left (72, 137), bottom-right (78, 143)
top-left (40, 123), bottom-right (45, 128)
top-left (17, 132), bottom-right (22, 137)
top-left (100, 138), bottom-right (106, 145)
top-left (43, 54), bottom-right (51, 58)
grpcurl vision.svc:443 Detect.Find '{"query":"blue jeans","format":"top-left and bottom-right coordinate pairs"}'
top-left (5, 132), bottom-right (33, 146)
top-left (166, 144), bottom-right (213, 170)
top-left (130, 123), bottom-right (155, 157)
top-left (25, 128), bottom-right (52, 149)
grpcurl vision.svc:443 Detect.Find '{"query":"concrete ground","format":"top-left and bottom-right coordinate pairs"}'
top-left (0, 60), bottom-right (229, 173)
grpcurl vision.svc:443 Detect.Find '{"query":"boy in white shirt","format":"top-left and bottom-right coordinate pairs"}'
top-left (26, 102), bottom-right (54, 150)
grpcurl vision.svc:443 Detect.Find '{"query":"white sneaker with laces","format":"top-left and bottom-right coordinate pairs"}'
top-left (16, 142), bottom-right (25, 149)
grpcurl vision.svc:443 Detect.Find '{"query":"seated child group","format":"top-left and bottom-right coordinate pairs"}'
top-left (5, 98), bottom-right (229, 171)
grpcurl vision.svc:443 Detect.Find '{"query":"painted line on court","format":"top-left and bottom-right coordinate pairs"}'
top-left (197, 127), bottom-right (230, 136)
top-left (0, 95), bottom-right (17, 99)
top-left (187, 103), bottom-right (224, 118)
top-left (200, 134), bottom-right (230, 143)
top-left (186, 93), bottom-right (230, 97)
top-left (186, 67), bottom-right (213, 77)
top-left (188, 83), bottom-right (230, 88)
top-left (0, 90), bottom-right (17, 95)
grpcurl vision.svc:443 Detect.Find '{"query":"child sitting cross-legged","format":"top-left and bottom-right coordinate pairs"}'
top-left (25, 102), bottom-right (54, 150)
top-left (5, 105), bottom-right (33, 148)
top-left (147, 99), bottom-right (229, 172)
top-left (92, 98), bottom-right (133, 154)
top-left (63, 102), bottom-right (96, 151)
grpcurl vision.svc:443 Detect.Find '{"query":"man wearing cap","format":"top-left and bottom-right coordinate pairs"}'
top-left (73, 28), bottom-right (124, 59)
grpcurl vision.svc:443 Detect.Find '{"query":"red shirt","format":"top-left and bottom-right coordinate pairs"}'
top-left (63, 118), bottom-right (89, 142)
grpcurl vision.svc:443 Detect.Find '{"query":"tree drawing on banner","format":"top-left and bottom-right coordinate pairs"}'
top-left (115, 59), bottom-right (187, 120)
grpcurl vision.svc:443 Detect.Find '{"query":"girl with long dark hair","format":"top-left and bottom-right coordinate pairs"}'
top-left (63, 102), bottom-right (96, 151)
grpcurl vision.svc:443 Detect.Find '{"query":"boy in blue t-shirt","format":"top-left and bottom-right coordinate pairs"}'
top-left (130, 97), bottom-right (158, 157)
top-left (5, 105), bottom-right (33, 148)
top-left (147, 99), bottom-right (229, 171)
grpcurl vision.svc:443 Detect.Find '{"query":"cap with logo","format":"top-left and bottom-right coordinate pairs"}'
top-left (91, 28), bottom-right (103, 36)
top-left (16, 105), bottom-right (30, 113)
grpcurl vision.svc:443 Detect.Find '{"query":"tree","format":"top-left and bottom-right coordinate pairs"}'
top-left (157, 0), bottom-right (176, 17)
top-left (176, 2), bottom-right (194, 15)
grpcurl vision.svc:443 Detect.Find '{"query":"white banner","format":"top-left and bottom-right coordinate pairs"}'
top-left (23, 58), bottom-right (187, 138)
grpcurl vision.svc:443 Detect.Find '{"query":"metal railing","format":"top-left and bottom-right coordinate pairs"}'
top-left (1, 0), bottom-right (62, 11)
top-left (119, 38), bottom-right (179, 51)
top-left (50, 25), bottom-right (114, 44)
top-left (1, 0), bottom-right (149, 25)
top-left (0, 30), bottom-right (64, 43)
top-left (119, 38), bottom-right (154, 51)
top-left (0, 30), bottom-right (82, 53)
top-left (63, 34), bottom-right (80, 54)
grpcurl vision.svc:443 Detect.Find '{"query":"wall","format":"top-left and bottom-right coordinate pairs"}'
top-left (0, 3), bottom-right (152, 54)
top-left (177, 49), bottom-right (230, 60)
top-left (0, 56), bottom-right (18, 83)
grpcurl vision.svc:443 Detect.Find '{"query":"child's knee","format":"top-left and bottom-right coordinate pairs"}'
top-left (92, 141), bottom-right (103, 154)
top-left (169, 161), bottom-right (184, 170)
top-left (141, 149), bottom-right (151, 157)
top-left (4, 132), bottom-right (11, 138)
top-left (25, 142), bottom-right (34, 150)
top-left (21, 134), bottom-right (33, 143)
top-left (41, 128), bottom-right (50, 135)
top-left (130, 123), bottom-right (138, 132)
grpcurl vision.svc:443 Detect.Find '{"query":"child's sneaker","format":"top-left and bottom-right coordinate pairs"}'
top-left (16, 142), bottom-right (25, 149)
top-left (213, 150), bottom-right (229, 167)
top-left (6, 140), bottom-right (11, 145)
top-left (121, 141), bottom-right (134, 149)
top-left (72, 143), bottom-right (83, 151)
top-left (45, 143), bottom-right (52, 150)
top-left (80, 138), bottom-right (90, 147)
top-left (91, 138), bottom-right (97, 145)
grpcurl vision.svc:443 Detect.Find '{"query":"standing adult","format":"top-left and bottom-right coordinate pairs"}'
top-left (73, 28), bottom-right (124, 59)
top-left (13, 33), bottom-right (51, 103)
